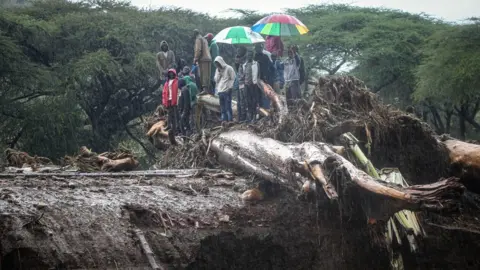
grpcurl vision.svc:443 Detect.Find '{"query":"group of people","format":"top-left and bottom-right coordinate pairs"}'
top-left (155, 29), bottom-right (306, 136)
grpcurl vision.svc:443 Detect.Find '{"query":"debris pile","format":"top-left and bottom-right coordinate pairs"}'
top-left (62, 146), bottom-right (139, 172)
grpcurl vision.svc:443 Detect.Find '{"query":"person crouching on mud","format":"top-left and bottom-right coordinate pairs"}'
top-left (214, 56), bottom-right (236, 123)
top-left (162, 69), bottom-right (179, 134)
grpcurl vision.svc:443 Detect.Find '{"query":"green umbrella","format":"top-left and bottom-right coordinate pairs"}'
top-left (213, 26), bottom-right (265, 45)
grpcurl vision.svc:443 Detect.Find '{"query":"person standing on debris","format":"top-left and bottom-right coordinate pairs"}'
top-left (193, 29), bottom-right (212, 95)
top-left (283, 46), bottom-right (301, 106)
top-left (241, 50), bottom-right (260, 122)
top-left (293, 45), bottom-right (306, 94)
top-left (271, 53), bottom-right (284, 93)
top-left (177, 78), bottom-right (191, 136)
top-left (178, 66), bottom-right (191, 79)
top-left (254, 43), bottom-right (274, 110)
top-left (183, 75), bottom-right (198, 132)
top-left (266, 35), bottom-right (284, 57)
top-left (162, 69), bottom-right (179, 133)
top-left (235, 46), bottom-right (248, 122)
top-left (205, 33), bottom-right (219, 93)
top-left (156, 41), bottom-right (176, 84)
top-left (214, 56), bottom-right (236, 122)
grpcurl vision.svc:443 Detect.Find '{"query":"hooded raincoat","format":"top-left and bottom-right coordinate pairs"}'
top-left (162, 69), bottom-right (179, 107)
top-left (156, 41), bottom-right (176, 80)
top-left (214, 56), bottom-right (236, 93)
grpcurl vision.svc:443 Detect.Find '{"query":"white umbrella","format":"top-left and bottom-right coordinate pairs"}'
top-left (213, 26), bottom-right (265, 45)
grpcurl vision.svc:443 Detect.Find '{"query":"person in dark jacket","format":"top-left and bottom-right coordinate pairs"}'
top-left (235, 46), bottom-right (248, 122)
top-left (162, 69), bottom-right (179, 134)
top-left (177, 79), bottom-right (191, 136)
top-left (254, 43), bottom-right (274, 110)
top-left (183, 75), bottom-right (198, 132)
top-left (271, 53), bottom-right (284, 93)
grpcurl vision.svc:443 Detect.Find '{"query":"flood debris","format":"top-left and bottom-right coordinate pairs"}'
top-left (2, 75), bottom-right (480, 269)
top-left (4, 148), bottom-right (52, 171)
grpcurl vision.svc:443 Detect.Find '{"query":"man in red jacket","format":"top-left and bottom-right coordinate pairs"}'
top-left (162, 69), bottom-right (179, 134)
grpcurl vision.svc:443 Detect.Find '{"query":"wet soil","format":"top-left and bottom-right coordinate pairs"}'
top-left (0, 173), bottom-right (391, 270)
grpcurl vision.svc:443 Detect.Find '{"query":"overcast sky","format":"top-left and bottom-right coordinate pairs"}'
top-left (131, 0), bottom-right (479, 22)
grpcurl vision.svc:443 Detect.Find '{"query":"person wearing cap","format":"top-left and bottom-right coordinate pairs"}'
top-left (192, 29), bottom-right (212, 94)
top-left (205, 33), bottom-right (219, 92)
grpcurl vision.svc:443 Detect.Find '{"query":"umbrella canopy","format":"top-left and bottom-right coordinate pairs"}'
top-left (213, 26), bottom-right (265, 45)
top-left (251, 14), bottom-right (309, 36)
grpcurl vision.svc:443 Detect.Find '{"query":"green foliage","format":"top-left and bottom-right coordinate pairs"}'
top-left (414, 21), bottom-right (480, 104)
top-left (1, 0), bottom-right (480, 158)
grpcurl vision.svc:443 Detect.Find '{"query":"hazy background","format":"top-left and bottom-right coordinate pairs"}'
top-left (131, 0), bottom-right (479, 22)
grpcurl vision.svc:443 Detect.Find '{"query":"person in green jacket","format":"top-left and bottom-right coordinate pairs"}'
top-left (205, 33), bottom-right (219, 93)
top-left (183, 75), bottom-right (198, 132)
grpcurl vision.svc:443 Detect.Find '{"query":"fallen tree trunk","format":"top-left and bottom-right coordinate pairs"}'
top-left (210, 130), bottom-right (464, 220)
top-left (444, 139), bottom-right (480, 193)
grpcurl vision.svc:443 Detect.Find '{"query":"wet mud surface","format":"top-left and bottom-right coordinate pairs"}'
top-left (0, 173), bottom-right (391, 270)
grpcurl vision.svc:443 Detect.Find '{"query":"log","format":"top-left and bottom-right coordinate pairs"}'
top-left (443, 139), bottom-right (480, 193)
top-left (196, 94), bottom-right (238, 117)
top-left (210, 130), bottom-right (465, 219)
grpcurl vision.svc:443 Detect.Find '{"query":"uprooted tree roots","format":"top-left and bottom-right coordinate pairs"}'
top-left (150, 75), bottom-right (480, 246)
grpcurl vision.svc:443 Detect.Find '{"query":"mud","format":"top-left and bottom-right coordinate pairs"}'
top-left (0, 173), bottom-right (395, 270)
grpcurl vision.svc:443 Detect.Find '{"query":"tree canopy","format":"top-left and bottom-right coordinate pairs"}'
top-left (1, 0), bottom-right (479, 159)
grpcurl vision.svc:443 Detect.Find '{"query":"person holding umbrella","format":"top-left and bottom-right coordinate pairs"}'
top-left (193, 29), bottom-right (212, 95)
top-left (266, 35), bottom-right (284, 57)
top-left (211, 26), bottom-right (266, 122)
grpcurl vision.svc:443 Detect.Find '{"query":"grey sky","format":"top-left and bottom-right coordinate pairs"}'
top-left (131, 0), bottom-right (479, 22)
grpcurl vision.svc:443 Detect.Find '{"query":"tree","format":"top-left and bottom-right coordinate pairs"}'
top-left (414, 20), bottom-right (480, 139)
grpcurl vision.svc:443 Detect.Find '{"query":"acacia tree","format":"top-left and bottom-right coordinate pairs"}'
top-left (414, 20), bottom-right (480, 139)
top-left (0, 0), bottom-right (231, 157)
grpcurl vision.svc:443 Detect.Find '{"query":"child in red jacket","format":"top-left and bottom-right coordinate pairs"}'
top-left (162, 69), bottom-right (179, 133)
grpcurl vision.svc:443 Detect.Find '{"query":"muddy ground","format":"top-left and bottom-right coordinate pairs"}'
top-left (1, 172), bottom-right (480, 269)
top-left (0, 172), bottom-right (394, 270)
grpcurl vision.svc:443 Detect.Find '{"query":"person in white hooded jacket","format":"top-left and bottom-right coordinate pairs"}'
top-left (214, 56), bottom-right (236, 122)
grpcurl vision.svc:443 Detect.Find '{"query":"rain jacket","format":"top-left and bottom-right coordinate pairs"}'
top-left (162, 69), bottom-right (179, 107)
top-left (209, 40), bottom-right (220, 78)
top-left (265, 36), bottom-right (284, 57)
top-left (156, 41), bottom-right (176, 78)
top-left (194, 34), bottom-right (211, 62)
top-left (183, 75), bottom-right (198, 107)
top-left (284, 55), bottom-right (301, 82)
top-left (214, 56), bottom-right (236, 93)
top-left (178, 80), bottom-right (191, 116)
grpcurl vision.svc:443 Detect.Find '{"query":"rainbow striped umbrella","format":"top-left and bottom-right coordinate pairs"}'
top-left (251, 14), bottom-right (309, 37)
